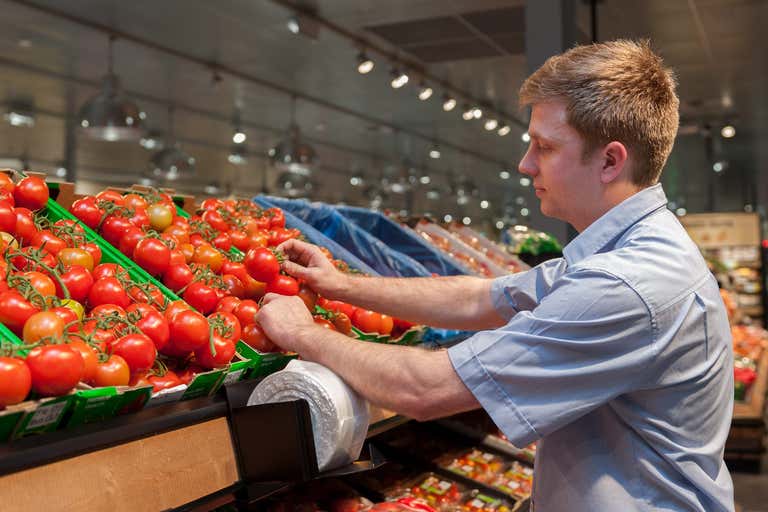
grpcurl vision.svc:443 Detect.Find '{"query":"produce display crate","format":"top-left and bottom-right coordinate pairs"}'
top-left (0, 181), bottom-right (260, 439)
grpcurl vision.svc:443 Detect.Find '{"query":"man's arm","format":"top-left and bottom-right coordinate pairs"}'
top-left (278, 239), bottom-right (506, 330)
top-left (256, 294), bottom-right (481, 421)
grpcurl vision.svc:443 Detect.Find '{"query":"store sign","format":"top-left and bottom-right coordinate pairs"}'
top-left (680, 213), bottom-right (761, 248)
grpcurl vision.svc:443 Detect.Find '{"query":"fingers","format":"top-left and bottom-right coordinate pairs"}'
top-left (278, 239), bottom-right (322, 266)
top-left (260, 292), bottom-right (283, 305)
top-left (281, 260), bottom-right (310, 280)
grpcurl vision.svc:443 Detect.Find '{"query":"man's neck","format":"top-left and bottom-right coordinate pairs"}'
top-left (571, 182), bottom-right (644, 232)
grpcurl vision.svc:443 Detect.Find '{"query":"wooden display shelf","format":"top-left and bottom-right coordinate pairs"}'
top-left (0, 394), bottom-right (403, 512)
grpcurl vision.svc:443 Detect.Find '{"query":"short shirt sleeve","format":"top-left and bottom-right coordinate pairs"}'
top-left (450, 268), bottom-right (657, 447)
top-left (490, 258), bottom-right (568, 319)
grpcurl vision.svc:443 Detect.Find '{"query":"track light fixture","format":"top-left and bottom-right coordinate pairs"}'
top-left (462, 105), bottom-right (474, 121)
top-left (484, 119), bottom-right (498, 131)
top-left (442, 95), bottom-right (456, 111)
top-left (356, 51), bottom-right (374, 74)
top-left (417, 82), bottom-right (433, 101)
top-left (390, 67), bottom-right (409, 89)
top-left (721, 124), bottom-right (735, 138)
top-left (497, 124), bottom-right (511, 136)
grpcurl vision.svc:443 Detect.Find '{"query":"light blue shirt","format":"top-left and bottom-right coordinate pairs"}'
top-left (449, 184), bottom-right (734, 511)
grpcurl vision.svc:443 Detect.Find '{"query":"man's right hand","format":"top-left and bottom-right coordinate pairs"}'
top-left (277, 239), bottom-right (348, 299)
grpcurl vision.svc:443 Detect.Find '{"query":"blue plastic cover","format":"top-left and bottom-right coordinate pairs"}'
top-left (253, 196), bottom-right (380, 276)
top-left (335, 206), bottom-right (469, 276)
top-left (256, 196), bottom-right (432, 278)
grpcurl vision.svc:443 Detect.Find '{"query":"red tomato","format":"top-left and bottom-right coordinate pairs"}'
top-left (30, 230), bottom-right (66, 255)
top-left (78, 320), bottom-right (116, 346)
top-left (163, 264), bottom-right (195, 293)
top-left (352, 309), bottom-right (383, 334)
top-left (221, 274), bottom-right (245, 298)
top-left (133, 238), bottom-right (171, 277)
top-left (194, 334), bottom-right (236, 369)
top-left (169, 310), bottom-right (210, 351)
top-left (92, 354), bottom-right (130, 387)
top-left (127, 304), bottom-right (170, 351)
top-left (88, 277), bottom-right (131, 309)
top-left (0, 291), bottom-right (39, 335)
top-left (111, 333), bottom-right (157, 373)
top-left (92, 263), bottom-right (124, 280)
top-left (244, 247), bottom-right (280, 282)
top-left (0, 203), bottom-right (16, 233)
top-left (118, 226), bottom-right (145, 257)
top-left (95, 190), bottom-right (125, 205)
top-left (266, 275), bottom-right (299, 296)
top-left (242, 323), bottom-right (277, 352)
top-left (211, 233), bottom-right (232, 252)
top-left (313, 317), bottom-right (337, 331)
top-left (69, 197), bottom-right (103, 230)
top-left (216, 296), bottom-right (241, 314)
top-left (12, 247), bottom-right (56, 272)
top-left (13, 207), bottom-right (37, 244)
top-left (58, 266), bottom-right (94, 302)
top-left (228, 230), bottom-right (250, 251)
top-left (164, 300), bottom-right (192, 322)
top-left (233, 299), bottom-right (260, 327)
top-left (267, 208), bottom-right (285, 229)
top-left (67, 340), bottom-right (99, 384)
top-left (200, 198), bottom-right (224, 211)
top-left (209, 311), bottom-right (242, 342)
top-left (168, 249), bottom-right (186, 266)
top-left (100, 215), bottom-right (133, 246)
top-left (26, 344), bottom-right (84, 396)
top-left (13, 176), bottom-right (48, 210)
top-left (331, 312), bottom-right (352, 335)
top-left (90, 303), bottom-right (127, 320)
top-left (183, 282), bottom-right (219, 315)
top-left (130, 369), bottom-right (182, 392)
top-left (321, 299), bottom-right (358, 319)
top-left (82, 243), bottom-right (102, 267)
top-left (0, 357), bottom-right (31, 406)
top-left (243, 276), bottom-right (267, 300)
top-left (129, 209), bottom-right (150, 231)
top-left (221, 261), bottom-right (250, 285)
top-left (202, 210), bottom-right (229, 232)
top-left (164, 224), bottom-right (191, 244)
top-left (50, 306), bottom-right (79, 327)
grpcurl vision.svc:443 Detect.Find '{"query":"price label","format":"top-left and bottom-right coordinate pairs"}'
top-left (223, 369), bottom-right (244, 385)
top-left (27, 401), bottom-right (67, 429)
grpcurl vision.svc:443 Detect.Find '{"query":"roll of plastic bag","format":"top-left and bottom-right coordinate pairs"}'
top-left (247, 360), bottom-right (370, 471)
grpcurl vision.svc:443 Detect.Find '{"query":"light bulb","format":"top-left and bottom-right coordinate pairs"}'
top-left (442, 96), bottom-right (456, 111)
top-left (521, 132), bottom-right (531, 143)
top-left (497, 125), bottom-right (510, 136)
top-left (484, 119), bottom-right (498, 131)
top-left (418, 84), bottom-right (433, 100)
top-left (357, 52), bottom-right (374, 74)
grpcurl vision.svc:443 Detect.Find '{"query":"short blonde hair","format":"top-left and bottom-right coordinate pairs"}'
top-left (519, 39), bottom-right (679, 186)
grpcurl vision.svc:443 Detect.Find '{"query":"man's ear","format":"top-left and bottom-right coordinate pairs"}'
top-left (600, 141), bottom-right (629, 184)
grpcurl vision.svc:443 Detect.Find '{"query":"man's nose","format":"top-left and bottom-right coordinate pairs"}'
top-left (518, 147), bottom-right (537, 176)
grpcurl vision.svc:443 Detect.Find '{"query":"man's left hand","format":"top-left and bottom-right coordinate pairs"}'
top-left (256, 293), bottom-right (316, 353)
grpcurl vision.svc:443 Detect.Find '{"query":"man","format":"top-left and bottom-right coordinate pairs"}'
top-left (256, 40), bottom-right (735, 511)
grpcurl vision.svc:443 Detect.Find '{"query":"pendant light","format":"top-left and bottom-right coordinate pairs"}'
top-left (78, 35), bottom-right (145, 141)
top-left (147, 105), bottom-right (195, 181)
top-left (270, 95), bottom-right (317, 176)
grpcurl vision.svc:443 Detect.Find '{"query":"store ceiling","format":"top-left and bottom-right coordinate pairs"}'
top-left (0, 0), bottom-right (765, 235)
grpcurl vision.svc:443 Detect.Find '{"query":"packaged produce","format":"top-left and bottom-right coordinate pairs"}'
top-left (491, 462), bottom-right (533, 499)
top-left (459, 491), bottom-right (515, 511)
top-left (389, 473), bottom-right (465, 509)
top-left (441, 448), bottom-right (506, 482)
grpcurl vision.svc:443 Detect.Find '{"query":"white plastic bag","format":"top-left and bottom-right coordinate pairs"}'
top-left (248, 360), bottom-right (370, 471)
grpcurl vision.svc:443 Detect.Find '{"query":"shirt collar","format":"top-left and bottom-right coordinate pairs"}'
top-left (563, 184), bottom-right (668, 265)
